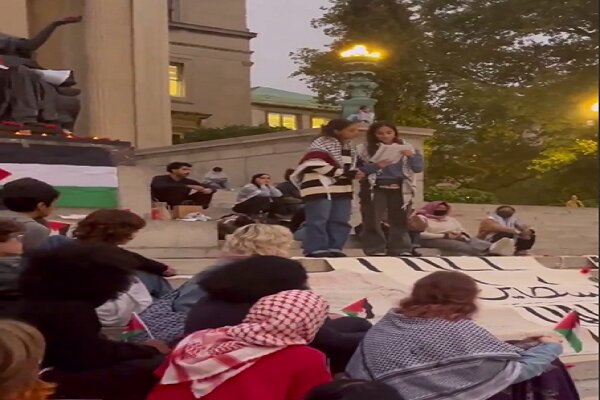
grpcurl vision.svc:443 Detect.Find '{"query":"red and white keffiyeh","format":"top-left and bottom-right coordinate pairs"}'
top-left (159, 290), bottom-right (330, 398)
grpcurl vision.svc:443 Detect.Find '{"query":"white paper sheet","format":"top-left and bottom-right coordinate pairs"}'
top-left (369, 143), bottom-right (413, 163)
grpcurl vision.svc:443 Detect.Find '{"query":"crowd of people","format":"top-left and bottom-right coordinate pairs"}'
top-left (0, 211), bottom-right (578, 399)
top-left (0, 118), bottom-right (570, 399)
top-left (148, 119), bottom-right (536, 257)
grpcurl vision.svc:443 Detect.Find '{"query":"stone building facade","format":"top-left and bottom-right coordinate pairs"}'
top-left (0, 0), bottom-right (255, 148)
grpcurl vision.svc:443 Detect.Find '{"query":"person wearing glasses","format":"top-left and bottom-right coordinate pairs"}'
top-left (0, 218), bottom-right (24, 318)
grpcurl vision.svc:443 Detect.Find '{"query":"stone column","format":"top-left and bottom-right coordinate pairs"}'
top-left (83, 0), bottom-right (171, 148)
top-left (131, 0), bottom-right (172, 148)
top-left (0, 0), bottom-right (29, 37)
top-left (83, 0), bottom-right (136, 143)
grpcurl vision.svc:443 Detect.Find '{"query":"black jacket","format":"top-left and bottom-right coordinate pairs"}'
top-left (19, 299), bottom-right (159, 371)
top-left (184, 259), bottom-right (371, 373)
top-left (0, 256), bottom-right (22, 318)
top-left (16, 243), bottom-right (164, 400)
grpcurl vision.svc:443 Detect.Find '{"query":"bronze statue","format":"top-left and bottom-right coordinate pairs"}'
top-left (0, 16), bottom-right (82, 131)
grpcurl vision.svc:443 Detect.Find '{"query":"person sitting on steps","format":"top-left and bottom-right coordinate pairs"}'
top-left (150, 162), bottom-right (215, 209)
top-left (203, 166), bottom-right (232, 190)
top-left (477, 205), bottom-right (536, 256)
top-left (416, 201), bottom-right (516, 256)
top-left (233, 173), bottom-right (283, 219)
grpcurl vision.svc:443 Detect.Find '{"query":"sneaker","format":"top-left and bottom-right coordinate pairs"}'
top-left (328, 251), bottom-right (348, 258)
top-left (489, 238), bottom-right (516, 256)
top-left (366, 252), bottom-right (387, 257)
top-left (305, 252), bottom-right (333, 258)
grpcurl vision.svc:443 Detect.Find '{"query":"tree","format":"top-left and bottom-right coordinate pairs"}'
top-left (292, 0), bottom-right (598, 205)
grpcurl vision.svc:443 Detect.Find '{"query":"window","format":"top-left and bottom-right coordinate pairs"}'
top-left (267, 112), bottom-right (297, 130)
top-left (311, 117), bottom-right (330, 129)
top-left (169, 63), bottom-right (185, 97)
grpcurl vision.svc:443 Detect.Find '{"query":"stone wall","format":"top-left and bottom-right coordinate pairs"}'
top-left (134, 127), bottom-right (434, 203)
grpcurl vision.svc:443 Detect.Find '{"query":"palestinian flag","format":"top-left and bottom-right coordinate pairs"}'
top-left (47, 221), bottom-right (71, 236)
top-left (0, 143), bottom-right (118, 208)
top-left (122, 313), bottom-right (153, 342)
top-left (342, 298), bottom-right (375, 319)
top-left (554, 310), bottom-right (584, 353)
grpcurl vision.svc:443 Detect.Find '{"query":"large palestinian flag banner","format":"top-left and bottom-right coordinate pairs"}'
top-left (0, 142), bottom-right (118, 208)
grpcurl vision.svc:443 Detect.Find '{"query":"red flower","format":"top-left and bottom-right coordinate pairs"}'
top-left (580, 267), bottom-right (592, 275)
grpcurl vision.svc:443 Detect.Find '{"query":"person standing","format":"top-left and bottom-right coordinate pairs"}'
top-left (357, 122), bottom-right (424, 256)
top-left (150, 162), bottom-right (215, 209)
top-left (291, 119), bottom-right (363, 257)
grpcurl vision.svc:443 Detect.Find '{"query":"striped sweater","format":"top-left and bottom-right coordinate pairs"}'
top-left (293, 149), bottom-right (357, 201)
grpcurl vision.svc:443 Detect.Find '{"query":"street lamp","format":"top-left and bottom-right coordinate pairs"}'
top-left (338, 44), bottom-right (383, 119)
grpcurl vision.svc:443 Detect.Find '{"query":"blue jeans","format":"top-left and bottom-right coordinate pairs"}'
top-left (302, 197), bottom-right (352, 255)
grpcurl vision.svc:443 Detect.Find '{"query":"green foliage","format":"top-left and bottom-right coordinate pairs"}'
top-left (293, 0), bottom-right (599, 205)
top-left (174, 125), bottom-right (288, 144)
top-left (425, 187), bottom-right (498, 204)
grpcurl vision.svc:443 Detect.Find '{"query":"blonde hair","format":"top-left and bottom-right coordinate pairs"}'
top-left (223, 224), bottom-right (294, 257)
top-left (0, 320), bottom-right (55, 400)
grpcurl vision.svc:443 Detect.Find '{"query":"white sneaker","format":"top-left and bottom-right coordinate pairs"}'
top-left (489, 238), bottom-right (515, 256)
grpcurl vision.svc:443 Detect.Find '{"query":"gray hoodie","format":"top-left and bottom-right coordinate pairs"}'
top-left (0, 210), bottom-right (50, 253)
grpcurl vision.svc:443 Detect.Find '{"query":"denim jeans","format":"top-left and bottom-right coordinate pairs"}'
top-left (302, 197), bottom-right (352, 255)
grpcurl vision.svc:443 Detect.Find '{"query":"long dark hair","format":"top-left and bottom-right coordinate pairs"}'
top-left (366, 122), bottom-right (403, 156)
top-left (250, 173), bottom-right (269, 186)
top-left (320, 119), bottom-right (360, 140)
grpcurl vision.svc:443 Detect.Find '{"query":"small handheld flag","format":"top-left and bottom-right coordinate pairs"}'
top-left (554, 310), bottom-right (583, 353)
top-left (341, 298), bottom-right (375, 319)
top-left (122, 312), bottom-right (153, 342)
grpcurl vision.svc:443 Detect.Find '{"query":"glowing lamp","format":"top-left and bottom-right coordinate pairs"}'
top-left (339, 45), bottom-right (382, 60)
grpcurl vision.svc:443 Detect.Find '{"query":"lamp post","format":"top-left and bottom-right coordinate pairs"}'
top-left (586, 101), bottom-right (598, 126)
top-left (338, 44), bottom-right (383, 119)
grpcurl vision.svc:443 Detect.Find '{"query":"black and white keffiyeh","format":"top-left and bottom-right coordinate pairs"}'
top-left (309, 136), bottom-right (356, 168)
top-left (346, 312), bottom-right (523, 400)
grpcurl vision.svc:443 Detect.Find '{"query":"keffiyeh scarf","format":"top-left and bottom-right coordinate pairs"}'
top-left (159, 290), bottom-right (329, 398)
top-left (309, 136), bottom-right (356, 169)
top-left (346, 312), bottom-right (524, 400)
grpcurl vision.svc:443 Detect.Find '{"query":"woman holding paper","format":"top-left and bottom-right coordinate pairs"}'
top-left (357, 122), bottom-right (424, 256)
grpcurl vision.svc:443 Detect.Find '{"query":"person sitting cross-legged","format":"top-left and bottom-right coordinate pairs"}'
top-left (233, 173), bottom-right (283, 218)
top-left (147, 290), bottom-right (332, 400)
top-left (203, 166), bottom-right (231, 190)
top-left (17, 243), bottom-right (170, 400)
top-left (150, 161), bottom-right (215, 209)
top-left (477, 205), bottom-right (536, 256)
top-left (416, 201), bottom-right (515, 256)
top-left (346, 271), bottom-right (578, 400)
